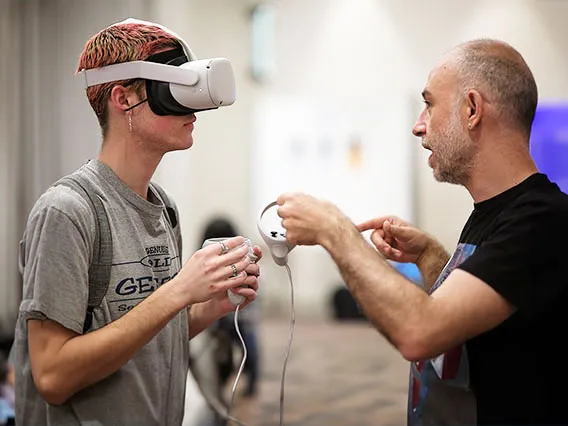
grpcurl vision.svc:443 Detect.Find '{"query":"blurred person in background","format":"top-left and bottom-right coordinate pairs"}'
top-left (277, 38), bottom-right (568, 425)
top-left (12, 18), bottom-right (261, 426)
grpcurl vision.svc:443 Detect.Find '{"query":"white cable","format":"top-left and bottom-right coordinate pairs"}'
top-left (192, 326), bottom-right (249, 426)
top-left (279, 263), bottom-right (295, 426)
top-left (198, 304), bottom-right (248, 426)
top-left (225, 262), bottom-right (295, 426)
top-left (227, 304), bottom-right (248, 423)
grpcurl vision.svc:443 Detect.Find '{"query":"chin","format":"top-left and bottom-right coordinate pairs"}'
top-left (163, 139), bottom-right (193, 154)
top-left (433, 165), bottom-right (449, 183)
top-left (434, 170), bottom-right (466, 185)
top-left (177, 135), bottom-right (194, 150)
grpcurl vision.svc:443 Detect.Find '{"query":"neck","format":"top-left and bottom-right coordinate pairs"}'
top-left (465, 133), bottom-right (538, 203)
top-left (99, 129), bottom-right (163, 199)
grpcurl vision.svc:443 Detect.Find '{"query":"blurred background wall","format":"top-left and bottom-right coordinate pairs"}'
top-left (1, 0), bottom-right (567, 329)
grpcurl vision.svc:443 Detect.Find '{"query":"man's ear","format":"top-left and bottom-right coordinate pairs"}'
top-left (109, 85), bottom-right (134, 112)
top-left (466, 89), bottom-right (483, 130)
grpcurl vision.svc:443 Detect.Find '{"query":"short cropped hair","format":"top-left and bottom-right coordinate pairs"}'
top-left (453, 39), bottom-right (538, 136)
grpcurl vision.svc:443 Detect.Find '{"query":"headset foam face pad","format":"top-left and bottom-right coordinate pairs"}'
top-left (146, 55), bottom-right (196, 116)
top-left (146, 79), bottom-right (192, 116)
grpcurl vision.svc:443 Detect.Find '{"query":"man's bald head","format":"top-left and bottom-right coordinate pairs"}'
top-left (445, 39), bottom-right (538, 136)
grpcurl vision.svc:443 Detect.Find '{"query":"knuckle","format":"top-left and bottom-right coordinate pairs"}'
top-left (203, 260), bottom-right (216, 275)
top-left (193, 250), bottom-right (207, 262)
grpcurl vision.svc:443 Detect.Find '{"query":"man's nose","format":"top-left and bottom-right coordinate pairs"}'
top-left (412, 120), bottom-right (426, 137)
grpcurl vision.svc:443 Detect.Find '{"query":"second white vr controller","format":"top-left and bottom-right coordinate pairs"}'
top-left (257, 201), bottom-right (296, 266)
top-left (202, 201), bottom-right (295, 305)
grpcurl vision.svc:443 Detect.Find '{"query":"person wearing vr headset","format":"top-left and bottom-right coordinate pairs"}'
top-left (12, 19), bottom-right (261, 426)
top-left (277, 39), bottom-right (568, 425)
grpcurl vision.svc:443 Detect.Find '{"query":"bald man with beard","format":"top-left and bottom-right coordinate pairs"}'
top-left (277, 39), bottom-right (568, 425)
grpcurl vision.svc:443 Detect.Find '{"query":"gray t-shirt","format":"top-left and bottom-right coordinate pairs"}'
top-left (13, 160), bottom-right (189, 426)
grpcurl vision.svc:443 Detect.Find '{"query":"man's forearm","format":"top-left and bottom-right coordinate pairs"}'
top-left (31, 279), bottom-right (187, 404)
top-left (321, 220), bottom-right (433, 359)
top-left (417, 241), bottom-right (450, 292)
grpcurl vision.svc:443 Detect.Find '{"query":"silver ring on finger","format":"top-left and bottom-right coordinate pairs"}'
top-left (230, 264), bottom-right (239, 278)
top-left (218, 241), bottom-right (229, 255)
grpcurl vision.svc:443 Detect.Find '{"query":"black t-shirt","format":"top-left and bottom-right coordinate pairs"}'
top-left (461, 173), bottom-right (568, 425)
top-left (408, 173), bottom-right (568, 426)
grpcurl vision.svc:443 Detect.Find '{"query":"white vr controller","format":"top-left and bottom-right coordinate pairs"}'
top-left (201, 201), bottom-right (295, 306)
top-left (202, 237), bottom-right (257, 305)
top-left (257, 201), bottom-right (296, 266)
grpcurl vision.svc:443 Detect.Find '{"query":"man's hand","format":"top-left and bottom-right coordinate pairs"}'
top-left (204, 245), bottom-right (263, 318)
top-left (173, 236), bottom-right (258, 307)
top-left (187, 244), bottom-right (262, 339)
top-left (357, 215), bottom-right (449, 290)
top-left (357, 216), bottom-right (431, 263)
top-left (276, 193), bottom-right (349, 248)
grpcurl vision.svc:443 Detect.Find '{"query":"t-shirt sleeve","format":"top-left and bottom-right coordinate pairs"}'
top-left (458, 199), bottom-right (568, 317)
top-left (19, 188), bottom-right (94, 334)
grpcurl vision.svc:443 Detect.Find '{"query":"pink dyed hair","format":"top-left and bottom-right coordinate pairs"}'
top-left (77, 22), bottom-right (181, 136)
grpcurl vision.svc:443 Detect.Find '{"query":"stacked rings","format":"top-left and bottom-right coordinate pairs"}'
top-left (230, 264), bottom-right (238, 278)
top-left (218, 241), bottom-right (229, 255)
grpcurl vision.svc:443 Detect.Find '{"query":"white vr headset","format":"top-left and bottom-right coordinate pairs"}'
top-left (78, 18), bottom-right (236, 115)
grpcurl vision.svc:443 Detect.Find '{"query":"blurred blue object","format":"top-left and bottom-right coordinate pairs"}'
top-left (530, 103), bottom-right (568, 194)
top-left (391, 261), bottom-right (423, 286)
top-left (0, 397), bottom-right (14, 425)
